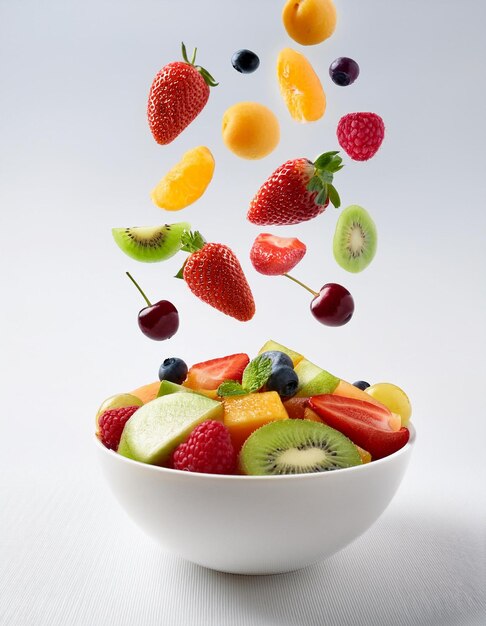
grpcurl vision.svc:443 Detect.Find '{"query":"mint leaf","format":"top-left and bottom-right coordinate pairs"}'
top-left (217, 381), bottom-right (247, 397)
top-left (241, 355), bottom-right (272, 393)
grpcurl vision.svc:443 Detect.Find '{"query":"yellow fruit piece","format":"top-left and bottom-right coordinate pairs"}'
top-left (130, 381), bottom-right (160, 404)
top-left (356, 446), bottom-right (372, 464)
top-left (222, 102), bottom-right (280, 160)
top-left (151, 146), bottom-right (215, 211)
top-left (303, 408), bottom-right (323, 423)
top-left (366, 383), bottom-right (412, 427)
top-left (282, 0), bottom-right (337, 46)
top-left (257, 339), bottom-right (304, 367)
top-left (277, 48), bottom-right (326, 122)
top-left (223, 391), bottom-right (288, 451)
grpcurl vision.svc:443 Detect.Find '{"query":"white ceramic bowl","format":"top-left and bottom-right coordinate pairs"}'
top-left (96, 425), bottom-right (415, 575)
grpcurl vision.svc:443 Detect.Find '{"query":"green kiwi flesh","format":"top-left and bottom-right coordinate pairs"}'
top-left (240, 419), bottom-right (362, 476)
top-left (112, 222), bottom-right (190, 262)
top-left (333, 205), bottom-right (377, 273)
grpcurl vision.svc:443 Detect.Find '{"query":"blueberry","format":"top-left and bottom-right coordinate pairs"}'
top-left (329, 57), bottom-right (360, 86)
top-left (353, 380), bottom-right (370, 390)
top-left (266, 366), bottom-right (298, 399)
top-left (158, 358), bottom-right (188, 385)
top-left (259, 350), bottom-right (294, 371)
top-left (231, 49), bottom-right (260, 74)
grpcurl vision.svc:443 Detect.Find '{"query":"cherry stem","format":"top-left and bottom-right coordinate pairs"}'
top-left (283, 273), bottom-right (319, 297)
top-left (126, 271), bottom-right (152, 307)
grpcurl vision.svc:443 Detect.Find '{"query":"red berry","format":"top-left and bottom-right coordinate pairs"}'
top-left (172, 420), bottom-right (236, 474)
top-left (337, 112), bottom-right (385, 161)
top-left (250, 233), bottom-right (307, 275)
top-left (185, 353), bottom-right (250, 390)
top-left (98, 406), bottom-right (140, 450)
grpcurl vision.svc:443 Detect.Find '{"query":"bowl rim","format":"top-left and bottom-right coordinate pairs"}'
top-left (94, 422), bottom-right (416, 482)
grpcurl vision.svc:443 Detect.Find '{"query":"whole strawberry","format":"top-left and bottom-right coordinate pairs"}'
top-left (180, 231), bottom-right (255, 322)
top-left (172, 420), bottom-right (236, 474)
top-left (97, 405), bottom-right (139, 450)
top-left (148, 43), bottom-right (218, 145)
top-left (247, 151), bottom-right (343, 226)
top-left (337, 112), bottom-right (385, 161)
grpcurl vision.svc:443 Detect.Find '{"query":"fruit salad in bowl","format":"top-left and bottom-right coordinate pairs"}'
top-left (95, 341), bottom-right (414, 574)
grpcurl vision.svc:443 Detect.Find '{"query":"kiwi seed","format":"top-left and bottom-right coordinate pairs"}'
top-left (333, 205), bottom-right (377, 273)
top-left (112, 222), bottom-right (190, 262)
top-left (240, 419), bottom-right (362, 476)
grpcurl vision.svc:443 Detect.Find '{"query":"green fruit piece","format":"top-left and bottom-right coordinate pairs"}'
top-left (157, 380), bottom-right (195, 397)
top-left (95, 393), bottom-right (143, 427)
top-left (240, 419), bottom-right (362, 475)
top-left (295, 358), bottom-right (339, 397)
top-left (112, 222), bottom-right (191, 263)
top-left (333, 205), bottom-right (377, 273)
top-left (257, 339), bottom-right (303, 367)
top-left (366, 383), bottom-right (412, 427)
top-left (117, 393), bottom-right (223, 465)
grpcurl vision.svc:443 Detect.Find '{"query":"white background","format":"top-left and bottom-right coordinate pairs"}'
top-left (1, 1), bottom-right (485, 624)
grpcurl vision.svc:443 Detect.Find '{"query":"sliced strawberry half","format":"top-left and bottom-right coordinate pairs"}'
top-left (184, 353), bottom-right (250, 391)
top-left (250, 233), bottom-right (307, 275)
top-left (309, 394), bottom-right (410, 460)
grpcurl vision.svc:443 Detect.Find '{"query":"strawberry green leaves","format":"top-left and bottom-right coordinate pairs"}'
top-left (307, 151), bottom-right (344, 208)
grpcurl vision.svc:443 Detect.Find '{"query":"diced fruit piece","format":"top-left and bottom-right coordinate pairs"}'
top-left (295, 358), bottom-right (340, 397)
top-left (310, 282), bottom-right (355, 327)
top-left (356, 446), bottom-right (372, 464)
top-left (157, 380), bottom-right (194, 397)
top-left (366, 383), bottom-right (412, 427)
top-left (266, 366), bottom-right (299, 399)
top-left (240, 419), bottom-right (361, 476)
top-left (130, 381), bottom-right (161, 404)
top-left (258, 340), bottom-right (303, 367)
top-left (98, 406), bottom-right (141, 451)
top-left (282, 0), bottom-right (337, 46)
top-left (231, 49), bottom-right (260, 74)
top-left (353, 380), bottom-right (370, 390)
top-left (250, 233), bottom-right (306, 275)
top-left (147, 43), bottom-right (217, 145)
top-left (151, 146), bottom-right (215, 211)
top-left (309, 395), bottom-right (410, 460)
top-left (222, 102), bottom-right (280, 160)
top-left (283, 396), bottom-right (309, 419)
top-left (277, 48), bottom-right (326, 122)
top-left (184, 353), bottom-right (250, 391)
top-left (333, 205), bottom-right (377, 273)
top-left (95, 393), bottom-right (143, 427)
top-left (158, 358), bottom-right (188, 384)
top-left (329, 57), bottom-right (359, 86)
top-left (337, 112), bottom-right (385, 161)
top-left (118, 393), bottom-right (223, 465)
top-left (223, 391), bottom-right (289, 452)
top-left (181, 233), bottom-right (256, 322)
top-left (112, 223), bottom-right (190, 263)
top-left (303, 408), bottom-right (323, 423)
top-left (172, 420), bottom-right (236, 474)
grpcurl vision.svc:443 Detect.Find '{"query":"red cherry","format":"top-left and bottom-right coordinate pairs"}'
top-left (311, 283), bottom-right (354, 326)
top-left (126, 272), bottom-right (179, 341)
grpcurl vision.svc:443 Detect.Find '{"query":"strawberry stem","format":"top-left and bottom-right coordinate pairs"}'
top-left (180, 42), bottom-right (218, 87)
top-left (307, 151), bottom-right (343, 209)
top-left (126, 271), bottom-right (151, 307)
top-left (283, 273), bottom-right (319, 297)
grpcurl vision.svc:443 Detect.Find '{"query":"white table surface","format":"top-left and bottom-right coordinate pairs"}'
top-left (1, 1), bottom-right (485, 624)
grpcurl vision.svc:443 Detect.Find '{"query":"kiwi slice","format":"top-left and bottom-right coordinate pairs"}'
top-left (240, 420), bottom-right (362, 476)
top-left (333, 205), bottom-right (377, 273)
top-left (112, 222), bottom-right (190, 262)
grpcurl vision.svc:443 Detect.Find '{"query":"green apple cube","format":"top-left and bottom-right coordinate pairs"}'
top-left (118, 393), bottom-right (223, 466)
top-left (295, 359), bottom-right (339, 397)
top-left (157, 380), bottom-right (195, 397)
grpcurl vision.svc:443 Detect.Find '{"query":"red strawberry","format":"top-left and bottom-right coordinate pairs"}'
top-left (250, 233), bottom-right (307, 275)
top-left (185, 353), bottom-right (250, 390)
top-left (180, 232), bottom-right (256, 322)
top-left (97, 405), bottom-right (140, 450)
top-left (309, 395), bottom-right (409, 460)
top-left (172, 420), bottom-right (236, 474)
top-left (337, 112), bottom-right (385, 161)
top-left (147, 43), bottom-right (218, 145)
top-left (247, 151), bottom-right (343, 226)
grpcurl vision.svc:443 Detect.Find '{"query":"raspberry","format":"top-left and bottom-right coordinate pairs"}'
top-left (172, 420), bottom-right (236, 474)
top-left (337, 112), bottom-right (385, 161)
top-left (97, 406), bottom-right (140, 450)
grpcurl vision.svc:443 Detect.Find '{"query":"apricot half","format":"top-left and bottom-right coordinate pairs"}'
top-left (222, 102), bottom-right (280, 160)
top-left (282, 0), bottom-right (337, 46)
